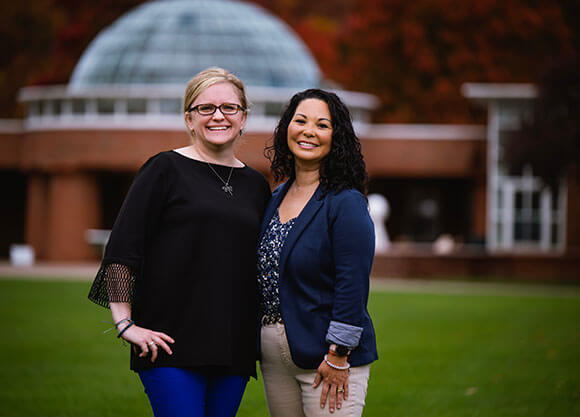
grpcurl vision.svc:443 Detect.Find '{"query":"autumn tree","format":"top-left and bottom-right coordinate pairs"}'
top-left (503, 53), bottom-right (580, 189)
top-left (0, 0), bottom-right (147, 117)
top-left (0, 0), bottom-right (575, 124)
top-left (0, 0), bottom-right (59, 117)
top-left (336, 0), bottom-right (573, 122)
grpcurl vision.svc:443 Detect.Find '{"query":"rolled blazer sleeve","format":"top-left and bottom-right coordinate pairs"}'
top-left (326, 190), bottom-right (375, 349)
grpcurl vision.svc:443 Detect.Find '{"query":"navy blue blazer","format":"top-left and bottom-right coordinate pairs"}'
top-left (259, 181), bottom-right (378, 369)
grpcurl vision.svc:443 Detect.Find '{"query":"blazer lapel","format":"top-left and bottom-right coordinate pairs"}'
top-left (260, 181), bottom-right (291, 237)
top-left (279, 185), bottom-right (325, 277)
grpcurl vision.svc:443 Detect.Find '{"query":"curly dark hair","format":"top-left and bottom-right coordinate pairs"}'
top-left (265, 88), bottom-right (368, 195)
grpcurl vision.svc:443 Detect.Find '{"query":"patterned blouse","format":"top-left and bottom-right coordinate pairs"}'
top-left (257, 210), bottom-right (296, 324)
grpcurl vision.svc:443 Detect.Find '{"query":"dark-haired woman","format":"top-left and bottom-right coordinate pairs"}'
top-left (257, 89), bottom-right (378, 417)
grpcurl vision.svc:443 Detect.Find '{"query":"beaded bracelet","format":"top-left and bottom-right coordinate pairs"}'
top-left (117, 320), bottom-right (135, 339)
top-left (324, 354), bottom-right (350, 370)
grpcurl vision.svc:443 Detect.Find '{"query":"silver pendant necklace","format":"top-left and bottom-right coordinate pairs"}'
top-left (206, 162), bottom-right (234, 196)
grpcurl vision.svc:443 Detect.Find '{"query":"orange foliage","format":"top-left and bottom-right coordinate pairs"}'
top-left (0, 0), bottom-right (575, 123)
top-left (256, 0), bottom-right (573, 122)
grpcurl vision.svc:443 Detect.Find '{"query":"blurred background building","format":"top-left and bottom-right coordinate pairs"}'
top-left (0, 0), bottom-right (578, 279)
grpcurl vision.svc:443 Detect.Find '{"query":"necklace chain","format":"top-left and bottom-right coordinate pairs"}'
top-left (206, 162), bottom-right (234, 196)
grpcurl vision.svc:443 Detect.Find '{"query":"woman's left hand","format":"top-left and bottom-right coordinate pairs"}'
top-left (312, 359), bottom-right (349, 413)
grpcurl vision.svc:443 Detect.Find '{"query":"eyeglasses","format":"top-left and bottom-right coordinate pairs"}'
top-left (188, 103), bottom-right (244, 116)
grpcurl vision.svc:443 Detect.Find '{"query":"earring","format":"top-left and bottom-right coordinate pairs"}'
top-left (239, 128), bottom-right (244, 136)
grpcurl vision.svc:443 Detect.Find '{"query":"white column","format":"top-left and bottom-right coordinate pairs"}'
top-left (503, 180), bottom-right (514, 249)
top-left (540, 188), bottom-right (552, 251)
top-left (486, 101), bottom-right (500, 251)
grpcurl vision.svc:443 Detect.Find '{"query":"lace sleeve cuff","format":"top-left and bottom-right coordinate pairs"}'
top-left (88, 262), bottom-right (137, 308)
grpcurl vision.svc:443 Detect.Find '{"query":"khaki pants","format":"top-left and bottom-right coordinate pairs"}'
top-left (260, 323), bottom-right (370, 417)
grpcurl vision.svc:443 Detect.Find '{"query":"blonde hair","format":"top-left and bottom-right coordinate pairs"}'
top-left (183, 67), bottom-right (249, 113)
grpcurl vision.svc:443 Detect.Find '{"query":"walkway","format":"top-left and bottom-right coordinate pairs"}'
top-left (0, 261), bottom-right (98, 280)
top-left (1, 261), bottom-right (579, 297)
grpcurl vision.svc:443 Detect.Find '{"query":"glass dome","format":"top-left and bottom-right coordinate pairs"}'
top-left (69, 0), bottom-right (321, 89)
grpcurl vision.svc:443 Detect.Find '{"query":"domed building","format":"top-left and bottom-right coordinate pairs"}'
top-left (68, 0), bottom-right (321, 89)
top-left (1, 0), bottom-right (578, 279)
top-left (10, 0), bottom-right (376, 263)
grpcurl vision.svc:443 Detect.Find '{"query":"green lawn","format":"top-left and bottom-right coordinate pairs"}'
top-left (0, 279), bottom-right (578, 417)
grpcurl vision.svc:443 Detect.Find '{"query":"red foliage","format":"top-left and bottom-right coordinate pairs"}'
top-left (0, 0), bottom-right (574, 123)
top-left (326, 0), bottom-right (572, 122)
top-left (253, 0), bottom-right (572, 122)
top-left (503, 53), bottom-right (580, 188)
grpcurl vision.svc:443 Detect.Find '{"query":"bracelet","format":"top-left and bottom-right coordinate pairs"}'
top-left (114, 318), bottom-right (131, 328)
top-left (102, 317), bottom-right (132, 334)
top-left (324, 354), bottom-right (350, 370)
top-left (117, 320), bottom-right (135, 339)
top-left (328, 349), bottom-right (349, 357)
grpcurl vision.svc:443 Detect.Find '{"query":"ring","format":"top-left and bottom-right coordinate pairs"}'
top-left (337, 388), bottom-right (344, 393)
top-left (148, 341), bottom-right (156, 346)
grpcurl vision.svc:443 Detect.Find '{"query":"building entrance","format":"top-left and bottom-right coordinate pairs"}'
top-left (0, 170), bottom-right (27, 259)
top-left (369, 178), bottom-right (476, 245)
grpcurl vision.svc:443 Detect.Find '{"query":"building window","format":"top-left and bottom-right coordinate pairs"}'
top-left (27, 102), bottom-right (40, 118)
top-left (265, 101), bottom-right (283, 117)
top-left (160, 99), bottom-right (181, 114)
top-left (72, 99), bottom-right (85, 114)
top-left (368, 178), bottom-right (474, 244)
top-left (97, 99), bottom-right (115, 114)
top-left (488, 103), bottom-right (565, 252)
top-left (51, 99), bottom-right (63, 115)
top-left (127, 99), bottom-right (147, 114)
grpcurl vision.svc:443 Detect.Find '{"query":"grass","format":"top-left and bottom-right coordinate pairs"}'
top-left (0, 279), bottom-right (578, 417)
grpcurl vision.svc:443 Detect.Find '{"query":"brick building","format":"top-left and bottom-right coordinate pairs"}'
top-left (1, 0), bottom-right (578, 279)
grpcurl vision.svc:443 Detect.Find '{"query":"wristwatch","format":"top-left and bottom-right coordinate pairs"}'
top-left (329, 343), bottom-right (351, 357)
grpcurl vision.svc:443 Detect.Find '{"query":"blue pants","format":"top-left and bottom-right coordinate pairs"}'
top-left (138, 367), bottom-right (249, 417)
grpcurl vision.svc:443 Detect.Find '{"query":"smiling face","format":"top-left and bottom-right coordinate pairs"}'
top-left (184, 82), bottom-right (246, 151)
top-left (287, 98), bottom-right (333, 169)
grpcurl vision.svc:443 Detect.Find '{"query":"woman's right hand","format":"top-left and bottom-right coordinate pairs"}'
top-left (313, 358), bottom-right (350, 413)
top-left (118, 323), bottom-right (175, 362)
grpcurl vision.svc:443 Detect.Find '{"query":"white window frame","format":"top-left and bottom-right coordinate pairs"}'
top-left (487, 100), bottom-right (566, 253)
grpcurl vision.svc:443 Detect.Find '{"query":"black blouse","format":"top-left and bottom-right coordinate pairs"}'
top-left (88, 150), bottom-right (271, 377)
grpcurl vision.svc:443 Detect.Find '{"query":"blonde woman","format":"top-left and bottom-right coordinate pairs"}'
top-left (88, 68), bottom-right (270, 417)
